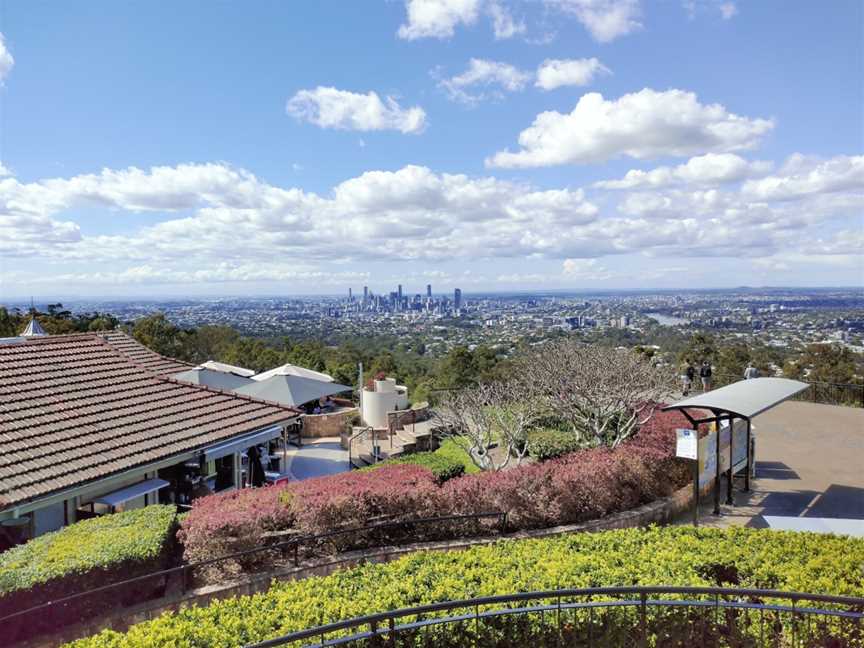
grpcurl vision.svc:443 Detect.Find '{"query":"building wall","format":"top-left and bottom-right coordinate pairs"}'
top-left (303, 408), bottom-right (358, 438)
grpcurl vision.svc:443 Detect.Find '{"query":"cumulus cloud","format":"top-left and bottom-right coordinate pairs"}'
top-left (286, 87), bottom-right (426, 134)
top-left (397, 0), bottom-right (482, 39)
top-left (486, 88), bottom-right (774, 168)
top-left (0, 33), bottom-right (13, 83)
top-left (487, 1), bottom-right (526, 38)
top-left (437, 59), bottom-right (532, 104)
top-left (4, 153), bottom-right (860, 286)
top-left (535, 58), bottom-right (611, 90)
top-left (741, 154), bottom-right (864, 201)
top-left (595, 153), bottom-right (773, 189)
top-left (544, 0), bottom-right (642, 42)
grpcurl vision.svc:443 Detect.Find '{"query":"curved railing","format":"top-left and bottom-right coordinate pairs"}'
top-left (247, 586), bottom-right (864, 648)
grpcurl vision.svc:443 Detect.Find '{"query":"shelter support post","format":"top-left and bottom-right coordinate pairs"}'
top-left (726, 415), bottom-right (735, 506)
top-left (744, 418), bottom-right (751, 492)
top-left (692, 422), bottom-right (699, 528)
top-left (713, 412), bottom-right (721, 515)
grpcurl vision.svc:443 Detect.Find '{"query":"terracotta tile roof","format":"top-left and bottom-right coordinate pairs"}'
top-left (96, 330), bottom-right (193, 376)
top-left (0, 334), bottom-right (300, 511)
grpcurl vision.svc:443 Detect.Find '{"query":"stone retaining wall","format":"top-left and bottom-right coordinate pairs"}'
top-left (22, 479), bottom-right (704, 648)
top-left (302, 408), bottom-right (357, 438)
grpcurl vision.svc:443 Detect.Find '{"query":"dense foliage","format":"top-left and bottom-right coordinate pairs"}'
top-left (0, 506), bottom-right (177, 642)
top-left (526, 427), bottom-right (582, 461)
top-left (361, 451), bottom-right (466, 483)
top-left (68, 526), bottom-right (864, 648)
top-left (178, 409), bottom-right (690, 567)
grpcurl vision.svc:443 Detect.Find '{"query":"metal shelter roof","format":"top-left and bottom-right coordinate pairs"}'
top-left (662, 377), bottom-right (809, 420)
top-left (252, 363), bottom-right (334, 383)
top-left (235, 374), bottom-right (352, 408)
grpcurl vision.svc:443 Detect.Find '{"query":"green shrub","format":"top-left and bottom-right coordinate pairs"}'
top-left (434, 437), bottom-right (481, 474)
top-left (68, 526), bottom-right (864, 648)
top-left (1, 505), bottom-right (177, 642)
top-left (362, 452), bottom-right (465, 482)
top-left (526, 427), bottom-right (581, 461)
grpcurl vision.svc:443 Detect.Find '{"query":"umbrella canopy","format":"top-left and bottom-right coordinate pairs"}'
top-left (235, 374), bottom-right (352, 407)
top-left (252, 363), bottom-right (334, 383)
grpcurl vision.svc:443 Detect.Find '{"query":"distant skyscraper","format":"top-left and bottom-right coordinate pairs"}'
top-left (426, 284), bottom-right (432, 298)
top-left (454, 288), bottom-right (462, 311)
top-left (363, 286), bottom-right (368, 301)
top-left (398, 284), bottom-right (403, 300)
top-left (348, 288), bottom-right (352, 301)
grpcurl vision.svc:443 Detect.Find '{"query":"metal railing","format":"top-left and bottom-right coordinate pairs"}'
top-left (0, 512), bottom-right (507, 638)
top-left (348, 425), bottom-right (386, 469)
top-left (695, 374), bottom-right (864, 408)
top-left (246, 586), bottom-right (864, 648)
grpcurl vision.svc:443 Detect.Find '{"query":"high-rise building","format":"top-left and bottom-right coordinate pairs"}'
top-left (426, 284), bottom-right (432, 298)
top-left (398, 284), bottom-right (403, 300)
top-left (363, 286), bottom-right (368, 302)
top-left (348, 288), bottom-right (353, 301)
top-left (454, 288), bottom-right (462, 311)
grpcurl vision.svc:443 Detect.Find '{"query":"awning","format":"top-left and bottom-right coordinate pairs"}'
top-left (203, 426), bottom-right (284, 462)
top-left (662, 377), bottom-right (809, 420)
top-left (93, 478), bottom-right (169, 508)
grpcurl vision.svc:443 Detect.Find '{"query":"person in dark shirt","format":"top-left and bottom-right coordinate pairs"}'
top-left (682, 361), bottom-right (696, 396)
top-left (700, 361), bottom-right (713, 391)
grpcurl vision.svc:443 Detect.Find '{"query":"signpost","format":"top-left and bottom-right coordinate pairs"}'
top-left (676, 429), bottom-right (700, 526)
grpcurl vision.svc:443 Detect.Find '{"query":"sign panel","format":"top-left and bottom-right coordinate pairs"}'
top-left (675, 429), bottom-right (698, 460)
top-left (697, 419), bottom-right (749, 488)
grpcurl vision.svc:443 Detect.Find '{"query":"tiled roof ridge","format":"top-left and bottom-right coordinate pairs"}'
top-left (88, 333), bottom-right (303, 416)
top-left (96, 330), bottom-right (196, 370)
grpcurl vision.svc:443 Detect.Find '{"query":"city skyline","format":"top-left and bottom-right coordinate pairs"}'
top-left (1, 2), bottom-right (862, 298)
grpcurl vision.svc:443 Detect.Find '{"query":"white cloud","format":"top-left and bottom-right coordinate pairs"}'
top-left (0, 163), bottom-right (12, 177)
top-left (544, 0), bottom-right (642, 42)
top-left (741, 154), bottom-right (864, 201)
top-left (487, 1), bottom-right (525, 38)
top-left (535, 58), bottom-right (611, 90)
top-left (0, 33), bottom-right (13, 83)
top-left (486, 88), bottom-right (774, 168)
top-left (719, 2), bottom-right (738, 19)
top-left (286, 87), bottom-right (426, 134)
top-left (397, 0), bottom-right (481, 39)
top-left (4, 154), bottom-right (860, 286)
top-left (437, 59), bottom-right (532, 104)
top-left (595, 153), bottom-right (773, 189)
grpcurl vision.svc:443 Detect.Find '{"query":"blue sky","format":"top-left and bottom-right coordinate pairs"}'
top-left (0, 0), bottom-right (862, 297)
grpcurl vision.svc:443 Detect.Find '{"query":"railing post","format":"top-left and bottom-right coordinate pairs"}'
top-left (293, 541), bottom-right (299, 568)
top-left (388, 617), bottom-right (396, 648)
top-left (639, 591), bottom-right (647, 648)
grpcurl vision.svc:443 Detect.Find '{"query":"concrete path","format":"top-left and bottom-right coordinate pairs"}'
top-left (691, 401), bottom-right (864, 529)
top-left (282, 438), bottom-right (350, 481)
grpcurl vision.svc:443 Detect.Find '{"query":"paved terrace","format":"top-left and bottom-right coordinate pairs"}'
top-left (693, 400), bottom-right (864, 528)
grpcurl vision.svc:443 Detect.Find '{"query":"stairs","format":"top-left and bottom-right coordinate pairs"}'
top-left (349, 419), bottom-right (438, 469)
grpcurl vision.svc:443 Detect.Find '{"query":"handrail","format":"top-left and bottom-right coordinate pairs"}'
top-left (245, 585), bottom-right (864, 647)
top-left (0, 511), bottom-right (507, 628)
top-left (347, 424), bottom-right (375, 469)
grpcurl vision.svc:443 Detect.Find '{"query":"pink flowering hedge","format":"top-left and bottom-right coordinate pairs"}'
top-left (179, 408), bottom-right (692, 566)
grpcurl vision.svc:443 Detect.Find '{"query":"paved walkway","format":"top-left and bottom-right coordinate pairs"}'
top-left (691, 401), bottom-right (864, 528)
top-left (282, 437), bottom-right (350, 481)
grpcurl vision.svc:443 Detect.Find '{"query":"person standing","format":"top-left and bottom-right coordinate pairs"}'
top-left (744, 363), bottom-right (760, 380)
top-left (700, 360), bottom-right (713, 391)
top-left (682, 361), bottom-right (695, 396)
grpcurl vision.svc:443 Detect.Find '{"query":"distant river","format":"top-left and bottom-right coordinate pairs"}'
top-left (645, 312), bottom-right (688, 326)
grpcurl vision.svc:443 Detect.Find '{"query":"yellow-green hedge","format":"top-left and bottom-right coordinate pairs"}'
top-left (68, 526), bottom-right (864, 648)
top-left (1, 506), bottom-right (178, 643)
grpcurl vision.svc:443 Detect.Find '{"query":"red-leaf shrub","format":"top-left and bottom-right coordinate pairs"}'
top-left (287, 465), bottom-right (442, 547)
top-left (179, 409), bottom-right (691, 570)
top-left (178, 482), bottom-right (293, 566)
